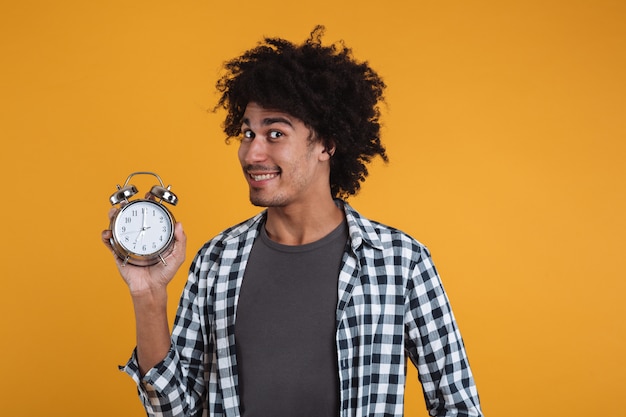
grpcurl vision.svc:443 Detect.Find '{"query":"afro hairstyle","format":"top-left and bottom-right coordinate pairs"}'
top-left (215, 26), bottom-right (388, 198)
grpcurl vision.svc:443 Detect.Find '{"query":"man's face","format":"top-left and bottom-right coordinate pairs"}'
top-left (238, 102), bottom-right (331, 208)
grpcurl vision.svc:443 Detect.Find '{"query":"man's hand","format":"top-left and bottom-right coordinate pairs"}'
top-left (101, 206), bottom-right (187, 297)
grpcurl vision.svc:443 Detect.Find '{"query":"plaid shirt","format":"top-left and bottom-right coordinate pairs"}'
top-left (122, 201), bottom-right (483, 417)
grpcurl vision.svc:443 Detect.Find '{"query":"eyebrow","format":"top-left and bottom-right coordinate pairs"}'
top-left (242, 117), bottom-right (294, 128)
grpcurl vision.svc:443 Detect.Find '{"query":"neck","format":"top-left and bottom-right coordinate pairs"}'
top-left (264, 197), bottom-right (344, 246)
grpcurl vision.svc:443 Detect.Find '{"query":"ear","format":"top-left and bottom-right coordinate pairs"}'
top-left (319, 140), bottom-right (336, 162)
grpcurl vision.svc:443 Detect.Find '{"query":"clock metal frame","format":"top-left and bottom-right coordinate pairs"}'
top-left (108, 171), bottom-right (179, 267)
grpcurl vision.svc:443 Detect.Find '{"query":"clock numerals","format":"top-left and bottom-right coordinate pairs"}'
top-left (113, 200), bottom-right (173, 258)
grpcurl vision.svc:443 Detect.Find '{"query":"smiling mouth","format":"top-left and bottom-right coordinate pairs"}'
top-left (249, 173), bottom-right (278, 181)
top-left (245, 165), bottom-right (280, 182)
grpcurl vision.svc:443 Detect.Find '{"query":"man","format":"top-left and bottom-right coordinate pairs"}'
top-left (103, 26), bottom-right (483, 417)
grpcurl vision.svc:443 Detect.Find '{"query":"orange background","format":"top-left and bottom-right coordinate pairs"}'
top-left (1, 1), bottom-right (625, 416)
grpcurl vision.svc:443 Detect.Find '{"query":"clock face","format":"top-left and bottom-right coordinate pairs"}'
top-left (112, 200), bottom-right (174, 256)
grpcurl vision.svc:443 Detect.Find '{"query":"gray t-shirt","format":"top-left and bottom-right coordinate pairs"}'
top-left (235, 219), bottom-right (348, 417)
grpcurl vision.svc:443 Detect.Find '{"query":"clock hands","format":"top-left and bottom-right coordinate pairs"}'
top-left (132, 207), bottom-right (152, 250)
top-left (141, 206), bottom-right (148, 230)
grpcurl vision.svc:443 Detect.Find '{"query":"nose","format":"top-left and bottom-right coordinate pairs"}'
top-left (238, 137), bottom-right (268, 165)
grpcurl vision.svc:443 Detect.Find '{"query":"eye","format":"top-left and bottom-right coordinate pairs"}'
top-left (268, 130), bottom-right (283, 140)
top-left (241, 129), bottom-right (255, 141)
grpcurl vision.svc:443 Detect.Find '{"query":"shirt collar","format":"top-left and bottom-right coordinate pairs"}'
top-left (220, 200), bottom-right (385, 251)
top-left (339, 200), bottom-right (385, 251)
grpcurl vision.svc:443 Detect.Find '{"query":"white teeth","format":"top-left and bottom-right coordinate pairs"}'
top-left (251, 173), bottom-right (277, 181)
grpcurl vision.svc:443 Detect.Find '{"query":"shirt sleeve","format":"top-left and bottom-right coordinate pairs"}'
top-left (120, 345), bottom-right (190, 416)
top-left (119, 263), bottom-right (209, 417)
top-left (404, 247), bottom-right (484, 417)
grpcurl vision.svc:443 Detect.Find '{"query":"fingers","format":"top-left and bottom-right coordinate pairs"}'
top-left (169, 222), bottom-right (187, 264)
top-left (101, 229), bottom-right (117, 259)
top-left (174, 222), bottom-right (186, 244)
top-left (108, 207), bottom-right (119, 221)
top-left (102, 228), bottom-right (112, 242)
top-left (103, 208), bottom-right (117, 252)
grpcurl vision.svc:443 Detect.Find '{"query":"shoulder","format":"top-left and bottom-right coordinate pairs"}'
top-left (191, 211), bottom-right (266, 267)
top-left (342, 201), bottom-right (429, 257)
top-left (342, 202), bottom-right (441, 289)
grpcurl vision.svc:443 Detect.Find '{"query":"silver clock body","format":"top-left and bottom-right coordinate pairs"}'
top-left (110, 199), bottom-right (175, 266)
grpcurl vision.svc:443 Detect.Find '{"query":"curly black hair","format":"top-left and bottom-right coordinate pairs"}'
top-left (215, 26), bottom-right (387, 198)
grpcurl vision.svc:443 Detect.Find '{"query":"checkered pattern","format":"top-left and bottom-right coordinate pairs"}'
top-left (121, 201), bottom-right (483, 417)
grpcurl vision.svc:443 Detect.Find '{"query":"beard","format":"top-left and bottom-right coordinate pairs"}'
top-left (248, 188), bottom-right (289, 208)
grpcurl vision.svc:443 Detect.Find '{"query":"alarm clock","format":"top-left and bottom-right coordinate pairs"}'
top-left (108, 171), bottom-right (178, 267)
